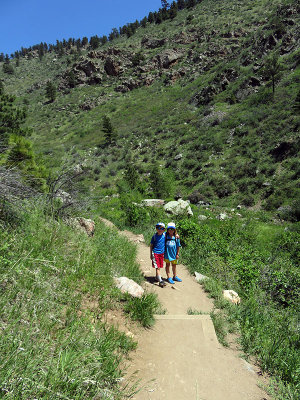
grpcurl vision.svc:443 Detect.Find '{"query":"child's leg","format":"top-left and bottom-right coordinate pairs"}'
top-left (152, 253), bottom-right (164, 282)
top-left (156, 268), bottom-right (161, 281)
top-left (172, 262), bottom-right (176, 278)
top-left (172, 261), bottom-right (182, 281)
top-left (165, 262), bottom-right (171, 278)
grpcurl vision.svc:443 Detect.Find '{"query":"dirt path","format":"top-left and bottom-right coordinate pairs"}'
top-left (99, 218), bottom-right (270, 400)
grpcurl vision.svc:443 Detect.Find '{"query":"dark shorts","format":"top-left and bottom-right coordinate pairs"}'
top-left (152, 252), bottom-right (164, 269)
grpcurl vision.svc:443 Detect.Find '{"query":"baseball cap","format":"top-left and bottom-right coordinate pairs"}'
top-left (156, 222), bottom-right (165, 228)
top-left (167, 222), bottom-right (176, 229)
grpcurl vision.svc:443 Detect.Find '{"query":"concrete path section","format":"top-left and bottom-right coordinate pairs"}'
top-left (126, 314), bottom-right (268, 400)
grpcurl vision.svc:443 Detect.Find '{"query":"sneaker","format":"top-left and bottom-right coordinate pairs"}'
top-left (159, 280), bottom-right (166, 287)
top-left (173, 276), bottom-right (182, 282)
top-left (167, 277), bottom-right (175, 284)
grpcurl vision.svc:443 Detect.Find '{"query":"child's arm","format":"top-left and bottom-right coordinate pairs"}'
top-left (150, 243), bottom-right (153, 260)
top-left (176, 239), bottom-right (181, 259)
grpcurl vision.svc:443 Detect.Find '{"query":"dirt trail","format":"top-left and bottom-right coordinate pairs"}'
top-left (99, 218), bottom-right (270, 400)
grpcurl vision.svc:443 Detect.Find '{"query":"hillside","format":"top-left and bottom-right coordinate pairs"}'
top-left (1, 0), bottom-right (299, 215)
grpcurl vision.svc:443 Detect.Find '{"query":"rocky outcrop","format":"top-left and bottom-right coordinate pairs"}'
top-left (104, 56), bottom-right (123, 76)
top-left (141, 36), bottom-right (167, 49)
top-left (155, 49), bottom-right (184, 69)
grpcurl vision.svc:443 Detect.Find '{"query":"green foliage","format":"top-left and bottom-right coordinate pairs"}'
top-left (0, 206), bottom-right (155, 399)
top-left (262, 52), bottom-right (284, 94)
top-left (176, 215), bottom-right (299, 394)
top-left (124, 292), bottom-right (161, 327)
top-left (120, 193), bottom-right (149, 227)
top-left (45, 80), bottom-right (56, 102)
top-left (149, 162), bottom-right (175, 198)
top-left (102, 115), bottom-right (115, 145)
top-left (132, 51), bottom-right (145, 66)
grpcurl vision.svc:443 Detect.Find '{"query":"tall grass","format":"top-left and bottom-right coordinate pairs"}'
top-left (0, 204), bottom-right (156, 399)
top-left (176, 216), bottom-right (299, 399)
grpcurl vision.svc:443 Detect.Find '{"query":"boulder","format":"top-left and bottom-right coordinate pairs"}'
top-left (198, 215), bottom-right (208, 221)
top-left (66, 217), bottom-right (95, 237)
top-left (194, 272), bottom-right (208, 282)
top-left (174, 153), bottom-right (183, 161)
top-left (216, 213), bottom-right (228, 220)
top-left (164, 199), bottom-right (193, 216)
top-left (223, 290), bottom-right (241, 305)
top-left (114, 277), bottom-right (144, 298)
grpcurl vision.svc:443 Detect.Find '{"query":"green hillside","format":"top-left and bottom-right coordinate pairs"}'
top-left (1, 0), bottom-right (299, 214)
top-left (0, 1), bottom-right (300, 399)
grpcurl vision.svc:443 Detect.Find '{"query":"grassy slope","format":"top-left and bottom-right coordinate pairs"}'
top-left (0, 204), bottom-right (163, 399)
top-left (1, 0), bottom-right (299, 209)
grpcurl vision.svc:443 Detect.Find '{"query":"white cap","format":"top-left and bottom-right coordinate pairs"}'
top-left (167, 222), bottom-right (176, 229)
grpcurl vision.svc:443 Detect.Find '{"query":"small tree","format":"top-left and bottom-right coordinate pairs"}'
top-left (102, 115), bottom-right (114, 145)
top-left (89, 35), bottom-right (100, 49)
top-left (263, 52), bottom-right (283, 95)
top-left (161, 0), bottom-right (170, 9)
top-left (124, 161), bottom-right (140, 190)
top-left (45, 81), bottom-right (56, 102)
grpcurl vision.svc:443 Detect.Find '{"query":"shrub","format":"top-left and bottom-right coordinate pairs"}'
top-left (124, 292), bottom-right (161, 327)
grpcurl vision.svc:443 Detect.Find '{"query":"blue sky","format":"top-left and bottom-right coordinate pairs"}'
top-left (1, 0), bottom-right (163, 55)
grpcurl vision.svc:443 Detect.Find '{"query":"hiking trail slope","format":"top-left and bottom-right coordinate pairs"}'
top-left (99, 218), bottom-right (270, 400)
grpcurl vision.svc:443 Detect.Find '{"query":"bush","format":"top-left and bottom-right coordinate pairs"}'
top-left (124, 292), bottom-right (161, 327)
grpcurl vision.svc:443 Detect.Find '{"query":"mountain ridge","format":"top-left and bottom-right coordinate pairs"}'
top-left (1, 0), bottom-right (299, 216)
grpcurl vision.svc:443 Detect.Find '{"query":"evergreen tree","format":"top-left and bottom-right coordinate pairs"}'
top-left (161, 0), bottom-right (170, 9)
top-left (38, 43), bottom-right (44, 60)
top-left (0, 90), bottom-right (31, 147)
top-left (187, 0), bottom-right (196, 8)
top-left (3, 55), bottom-right (14, 74)
top-left (148, 12), bottom-right (154, 23)
top-left (90, 35), bottom-right (100, 49)
top-left (263, 52), bottom-right (283, 94)
top-left (45, 81), bottom-right (56, 102)
top-left (140, 16), bottom-right (148, 28)
top-left (67, 71), bottom-right (76, 88)
top-left (169, 1), bottom-right (178, 19)
top-left (82, 37), bottom-right (88, 47)
top-left (155, 11), bottom-right (163, 24)
top-left (124, 161), bottom-right (140, 190)
top-left (149, 162), bottom-right (171, 198)
top-left (102, 115), bottom-right (114, 145)
top-left (177, 0), bottom-right (186, 10)
top-left (101, 35), bottom-right (108, 45)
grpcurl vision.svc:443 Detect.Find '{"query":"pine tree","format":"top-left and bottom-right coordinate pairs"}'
top-left (148, 12), bottom-right (154, 23)
top-left (90, 35), bottom-right (100, 49)
top-left (161, 0), bottom-right (170, 9)
top-left (102, 115), bottom-right (114, 145)
top-left (263, 52), bottom-right (283, 94)
top-left (177, 0), bottom-right (186, 10)
top-left (45, 81), bottom-right (56, 102)
top-left (124, 162), bottom-right (140, 190)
